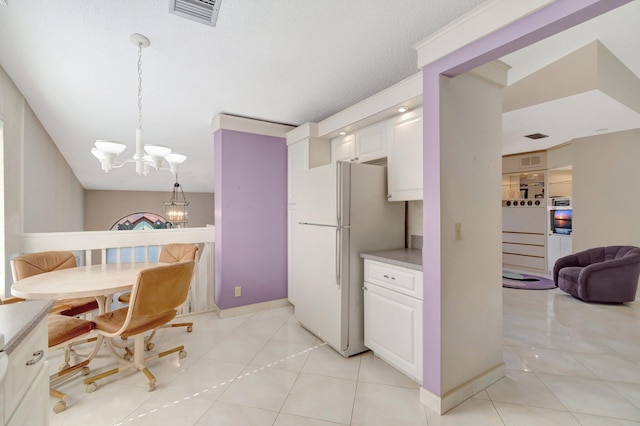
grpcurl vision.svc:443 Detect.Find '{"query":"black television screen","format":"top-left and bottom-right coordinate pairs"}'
top-left (553, 209), bottom-right (572, 234)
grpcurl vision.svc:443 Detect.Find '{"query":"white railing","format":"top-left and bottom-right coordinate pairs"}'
top-left (17, 226), bottom-right (216, 315)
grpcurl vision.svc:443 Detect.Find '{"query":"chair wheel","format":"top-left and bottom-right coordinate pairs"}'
top-left (53, 401), bottom-right (66, 414)
top-left (123, 352), bottom-right (132, 361)
top-left (81, 366), bottom-right (91, 376)
top-left (146, 382), bottom-right (156, 392)
top-left (145, 342), bottom-right (155, 351)
top-left (187, 326), bottom-right (193, 332)
top-left (86, 382), bottom-right (98, 393)
top-left (59, 362), bottom-right (70, 371)
top-left (178, 350), bottom-right (187, 359)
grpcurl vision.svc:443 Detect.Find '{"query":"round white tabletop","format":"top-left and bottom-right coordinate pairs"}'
top-left (11, 262), bottom-right (157, 300)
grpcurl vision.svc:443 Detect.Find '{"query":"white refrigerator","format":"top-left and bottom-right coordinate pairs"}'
top-left (291, 161), bottom-right (405, 356)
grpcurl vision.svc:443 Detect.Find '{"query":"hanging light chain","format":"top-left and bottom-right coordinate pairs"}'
top-left (137, 41), bottom-right (143, 130)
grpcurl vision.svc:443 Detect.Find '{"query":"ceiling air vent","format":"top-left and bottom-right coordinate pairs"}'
top-left (169, 0), bottom-right (222, 27)
top-left (524, 133), bottom-right (548, 140)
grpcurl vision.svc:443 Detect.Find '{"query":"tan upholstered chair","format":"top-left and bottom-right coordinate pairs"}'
top-left (0, 297), bottom-right (95, 414)
top-left (118, 243), bottom-right (198, 350)
top-left (11, 251), bottom-right (98, 316)
top-left (84, 261), bottom-right (196, 392)
top-left (48, 315), bottom-right (95, 413)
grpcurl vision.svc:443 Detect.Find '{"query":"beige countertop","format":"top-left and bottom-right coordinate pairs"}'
top-left (360, 248), bottom-right (422, 271)
top-left (0, 300), bottom-right (54, 355)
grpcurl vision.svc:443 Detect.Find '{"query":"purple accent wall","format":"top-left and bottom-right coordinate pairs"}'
top-left (421, 0), bottom-right (632, 396)
top-left (214, 129), bottom-right (288, 309)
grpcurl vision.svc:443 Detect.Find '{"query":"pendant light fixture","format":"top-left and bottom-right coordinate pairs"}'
top-left (90, 33), bottom-right (187, 175)
top-left (164, 176), bottom-right (190, 228)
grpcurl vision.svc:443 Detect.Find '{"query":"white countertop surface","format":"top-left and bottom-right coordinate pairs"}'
top-left (0, 300), bottom-right (53, 355)
top-left (360, 248), bottom-right (423, 271)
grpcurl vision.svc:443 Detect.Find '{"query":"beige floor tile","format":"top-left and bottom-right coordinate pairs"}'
top-left (537, 373), bottom-right (640, 421)
top-left (281, 373), bottom-right (357, 424)
top-left (424, 397), bottom-right (504, 426)
top-left (485, 370), bottom-right (566, 410)
top-left (115, 388), bottom-right (215, 425)
top-left (301, 345), bottom-right (362, 380)
top-left (350, 382), bottom-right (427, 426)
top-left (217, 366), bottom-right (298, 411)
top-left (492, 401), bottom-right (579, 425)
top-left (358, 352), bottom-right (420, 388)
top-left (274, 413), bottom-right (348, 425)
top-left (195, 401), bottom-right (278, 426)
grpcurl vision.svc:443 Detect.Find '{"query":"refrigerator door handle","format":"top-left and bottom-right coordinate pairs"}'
top-left (335, 226), bottom-right (341, 287)
top-left (336, 161), bottom-right (342, 226)
top-left (298, 222), bottom-right (338, 228)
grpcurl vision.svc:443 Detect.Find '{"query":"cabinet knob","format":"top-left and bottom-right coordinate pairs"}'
top-left (387, 194), bottom-right (392, 199)
top-left (362, 286), bottom-right (367, 291)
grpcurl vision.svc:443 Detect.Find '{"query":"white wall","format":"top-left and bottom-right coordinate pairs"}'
top-left (84, 190), bottom-right (214, 231)
top-left (0, 65), bottom-right (84, 294)
top-left (23, 102), bottom-right (84, 233)
top-left (572, 129), bottom-right (640, 251)
top-left (438, 68), bottom-right (504, 393)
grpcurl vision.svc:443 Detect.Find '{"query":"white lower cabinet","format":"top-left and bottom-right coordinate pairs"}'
top-left (363, 260), bottom-right (422, 383)
top-left (3, 317), bottom-right (49, 425)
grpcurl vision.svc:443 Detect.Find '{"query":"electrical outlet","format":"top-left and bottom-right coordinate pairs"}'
top-left (234, 286), bottom-right (242, 297)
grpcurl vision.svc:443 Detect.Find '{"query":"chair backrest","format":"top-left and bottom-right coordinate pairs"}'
top-left (127, 261), bottom-right (196, 320)
top-left (159, 244), bottom-right (198, 263)
top-left (11, 251), bottom-right (76, 281)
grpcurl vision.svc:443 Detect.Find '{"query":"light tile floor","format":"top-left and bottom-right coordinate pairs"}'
top-left (49, 287), bottom-right (640, 425)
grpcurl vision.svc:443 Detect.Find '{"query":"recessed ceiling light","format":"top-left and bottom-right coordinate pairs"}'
top-left (398, 107), bottom-right (408, 113)
top-left (339, 131), bottom-right (346, 136)
top-left (524, 133), bottom-right (548, 140)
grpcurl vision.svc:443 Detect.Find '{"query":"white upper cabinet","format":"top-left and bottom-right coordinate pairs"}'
top-left (387, 108), bottom-right (423, 201)
top-left (331, 121), bottom-right (388, 164)
top-left (355, 121), bottom-right (388, 163)
top-left (331, 134), bottom-right (355, 163)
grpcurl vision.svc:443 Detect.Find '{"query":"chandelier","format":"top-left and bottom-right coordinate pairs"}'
top-left (91, 33), bottom-right (186, 175)
top-left (164, 176), bottom-right (190, 228)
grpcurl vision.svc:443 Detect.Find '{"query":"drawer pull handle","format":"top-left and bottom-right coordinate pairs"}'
top-left (383, 274), bottom-right (396, 280)
top-left (26, 350), bottom-right (44, 366)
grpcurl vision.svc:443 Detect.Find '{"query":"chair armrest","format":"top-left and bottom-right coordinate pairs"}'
top-left (553, 253), bottom-right (580, 284)
top-left (582, 256), bottom-right (640, 276)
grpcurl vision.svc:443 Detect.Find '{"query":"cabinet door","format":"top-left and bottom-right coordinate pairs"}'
top-left (387, 112), bottom-right (423, 201)
top-left (6, 364), bottom-right (48, 426)
top-left (288, 140), bottom-right (309, 204)
top-left (364, 282), bottom-right (422, 382)
top-left (355, 122), bottom-right (387, 163)
top-left (331, 134), bottom-right (355, 163)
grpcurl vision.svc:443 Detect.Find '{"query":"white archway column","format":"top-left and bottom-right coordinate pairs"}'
top-left (415, 0), bottom-right (633, 414)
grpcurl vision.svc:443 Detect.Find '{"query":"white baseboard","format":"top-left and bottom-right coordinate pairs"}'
top-left (216, 298), bottom-right (291, 319)
top-left (420, 362), bottom-right (505, 414)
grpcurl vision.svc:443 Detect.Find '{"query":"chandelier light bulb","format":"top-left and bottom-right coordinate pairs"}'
top-left (90, 34), bottom-right (186, 176)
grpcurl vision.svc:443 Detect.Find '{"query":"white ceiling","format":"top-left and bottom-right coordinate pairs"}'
top-left (0, 1), bottom-right (638, 193)
top-left (499, 1), bottom-right (640, 156)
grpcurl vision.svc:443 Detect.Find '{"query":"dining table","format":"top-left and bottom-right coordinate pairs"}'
top-left (11, 262), bottom-right (158, 314)
top-left (11, 262), bottom-right (161, 369)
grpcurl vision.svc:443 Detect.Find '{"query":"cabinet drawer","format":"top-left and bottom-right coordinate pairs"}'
top-left (5, 319), bottom-right (47, 421)
top-left (364, 260), bottom-right (423, 300)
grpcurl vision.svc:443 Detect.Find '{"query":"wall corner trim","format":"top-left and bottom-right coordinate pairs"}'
top-left (414, 0), bottom-right (554, 69)
top-left (211, 114), bottom-right (295, 138)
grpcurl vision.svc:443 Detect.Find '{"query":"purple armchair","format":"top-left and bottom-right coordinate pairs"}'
top-left (554, 246), bottom-right (640, 303)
